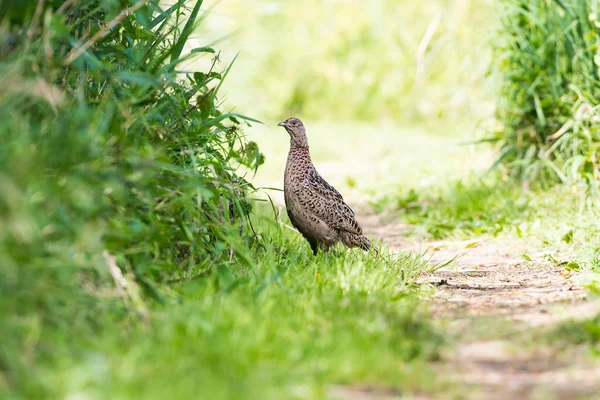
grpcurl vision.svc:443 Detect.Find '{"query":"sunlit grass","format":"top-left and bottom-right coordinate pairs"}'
top-left (4, 213), bottom-right (444, 399)
top-left (375, 174), bottom-right (600, 270)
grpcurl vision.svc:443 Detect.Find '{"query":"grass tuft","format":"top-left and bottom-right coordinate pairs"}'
top-left (491, 0), bottom-right (600, 189)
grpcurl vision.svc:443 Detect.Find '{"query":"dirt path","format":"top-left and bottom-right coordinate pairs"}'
top-left (360, 214), bottom-right (600, 400)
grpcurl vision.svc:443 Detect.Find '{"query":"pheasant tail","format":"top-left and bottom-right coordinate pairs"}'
top-left (341, 231), bottom-right (373, 252)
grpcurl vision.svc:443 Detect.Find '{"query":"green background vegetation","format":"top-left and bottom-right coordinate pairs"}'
top-left (2, 0), bottom-right (600, 398)
top-left (205, 0), bottom-right (495, 124)
top-left (492, 0), bottom-right (600, 188)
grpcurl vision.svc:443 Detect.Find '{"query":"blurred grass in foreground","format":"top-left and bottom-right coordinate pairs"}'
top-left (203, 0), bottom-right (496, 124)
top-left (4, 213), bottom-right (444, 398)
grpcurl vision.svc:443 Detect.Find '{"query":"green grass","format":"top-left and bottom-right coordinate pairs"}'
top-left (373, 178), bottom-right (532, 238)
top-left (491, 0), bottom-right (600, 188)
top-left (2, 212), bottom-right (443, 399)
top-left (374, 173), bottom-right (600, 253)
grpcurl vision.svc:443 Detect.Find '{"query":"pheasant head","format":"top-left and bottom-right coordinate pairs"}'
top-left (278, 117), bottom-right (308, 148)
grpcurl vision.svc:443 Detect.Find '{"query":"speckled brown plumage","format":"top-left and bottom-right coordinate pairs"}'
top-left (278, 117), bottom-right (373, 255)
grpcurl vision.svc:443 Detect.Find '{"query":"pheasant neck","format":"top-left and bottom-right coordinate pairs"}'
top-left (290, 133), bottom-right (309, 149)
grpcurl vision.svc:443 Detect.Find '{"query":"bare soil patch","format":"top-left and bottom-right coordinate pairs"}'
top-left (359, 213), bottom-right (600, 400)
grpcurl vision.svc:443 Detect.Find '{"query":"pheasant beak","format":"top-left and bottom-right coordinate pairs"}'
top-left (277, 121), bottom-right (287, 127)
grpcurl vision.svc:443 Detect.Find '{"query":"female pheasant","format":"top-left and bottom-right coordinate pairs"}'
top-left (278, 117), bottom-right (373, 255)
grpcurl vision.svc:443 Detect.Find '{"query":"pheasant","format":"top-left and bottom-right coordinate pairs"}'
top-left (278, 117), bottom-right (373, 255)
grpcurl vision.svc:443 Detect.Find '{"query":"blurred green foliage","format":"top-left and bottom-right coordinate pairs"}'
top-left (208, 0), bottom-right (495, 123)
top-left (491, 0), bottom-right (600, 188)
top-left (0, 0), bottom-right (263, 393)
top-left (544, 310), bottom-right (600, 350)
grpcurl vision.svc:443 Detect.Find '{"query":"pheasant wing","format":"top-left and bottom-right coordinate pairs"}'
top-left (300, 169), bottom-right (363, 235)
